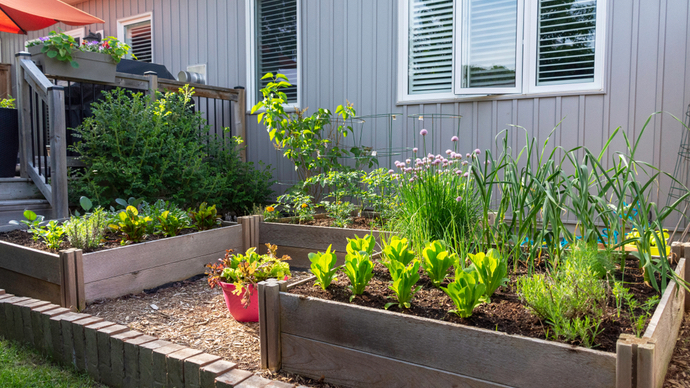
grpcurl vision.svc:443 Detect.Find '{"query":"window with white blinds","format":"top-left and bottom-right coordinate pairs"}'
top-left (459, 0), bottom-right (518, 90)
top-left (536, 0), bottom-right (597, 85)
top-left (117, 13), bottom-right (153, 63)
top-left (408, 0), bottom-right (454, 95)
top-left (256, 0), bottom-right (298, 103)
top-left (125, 20), bottom-right (152, 63)
top-left (399, 0), bottom-right (606, 101)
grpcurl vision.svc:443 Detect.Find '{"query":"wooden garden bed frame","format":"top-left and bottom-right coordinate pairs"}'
top-left (0, 223), bottom-right (243, 309)
top-left (257, 241), bottom-right (690, 388)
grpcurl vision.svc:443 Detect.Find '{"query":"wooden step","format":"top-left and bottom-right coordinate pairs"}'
top-left (0, 198), bottom-right (54, 232)
top-left (0, 178), bottom-right (44, 201)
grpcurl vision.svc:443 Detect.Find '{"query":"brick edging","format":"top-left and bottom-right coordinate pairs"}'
top-left (0, 289), bottom-right (302, 388)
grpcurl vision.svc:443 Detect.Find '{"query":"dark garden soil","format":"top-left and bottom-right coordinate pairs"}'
top-left (290, 258), bottom-right (659, 353)
top-left (0, 227), bottom-right (202, 254)
top-left (298, 216), bottom-right (382, 230)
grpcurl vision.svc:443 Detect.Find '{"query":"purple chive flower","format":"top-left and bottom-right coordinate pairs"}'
top-left (455, 170), bottom-right (462, 175)
top-left (456, 196), bottom-right (462, 202)
top-left (486, 160), bottom-right (491, 165)
top-left (409, 178), bottom-right (415, 183)
top-left (406, 158), bottom-right (411, 164)
top-left (474, 148), bottom-right (481, 155)
top-left (451, 136), bottom-right (459, 142)
top-left (462, 161), bottom-right (468, 166)
top-left (413, 147), bottom-right (418, 153)
top-left (420, 129), bottom-right (428, 136)
top-left (463, 172), bottom-right (470, 177)
top-left (445, 149), bottom-right (452, 155)
top-left (388, 169), bottom-right (394, 175)
top-left (466, 153), bottom-right (471, 158)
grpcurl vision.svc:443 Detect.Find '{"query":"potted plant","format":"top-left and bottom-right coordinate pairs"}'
top-left (205, 244), bottom-right (291, 322)
top-left (26, 31), bottom-right (133, 83)
top-left (0, 96), bottom-right (18, 177)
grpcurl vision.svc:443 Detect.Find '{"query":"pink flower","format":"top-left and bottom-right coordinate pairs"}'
top-left (474, 148), bottom-right (481, 155)
top-left (451, 136), bottom-right (459, 142)
top-left (466, 153), bottom-right (471, 158)
top-left (413, 147), bottom-right (418, 153)
top-left (456, 196), bottom-right (462, 202)
top-left (463, 172), bottom-right (470, 177)
top-left (455, 170), bottom-right (462, 175)
top-left (406, 158), bottom-right (411, 164)
top-left (388, 169), bottom-right (394, 175)
top-left (420, 129), bottom-right (428, 136)
top-left (445, 149), bottom-right (452, 155)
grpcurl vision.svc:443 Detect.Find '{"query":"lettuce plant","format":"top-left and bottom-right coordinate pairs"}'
top-left (382, 236), bottom-right (416, 267)
top-left (343, 251), bottom-right (374, 301)
top-left (422, 240), bottom-right (456, 287)
top-left (308, 245), bottom-right (340, 290)
top-left (386, 260), bottom-right (422, 309)
top-left (346, 234), bottom-right (376, 256)
top-left (109, 205), bottom-right (152, 244)
top-left (189, 202), bottom-right (220, 230)
top-left (467, 249), bottom-right (508, 303)
top-left (442, 267), bottom-right (486, 318)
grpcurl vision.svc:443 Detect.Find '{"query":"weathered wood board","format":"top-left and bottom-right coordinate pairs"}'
top-left (82, 225), bottom-right (242, 301)
top-left (279, 293), bottom-right (616, 388)
top-left (259, 222), bottom-right (392, 253)
top-left (0, 267), bottom-right (61, 305)
top-left (0, 241), bottom-right (60, 283)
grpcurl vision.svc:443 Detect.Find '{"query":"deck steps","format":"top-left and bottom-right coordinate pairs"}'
top-left (0, 178), bottom-right (54, 231)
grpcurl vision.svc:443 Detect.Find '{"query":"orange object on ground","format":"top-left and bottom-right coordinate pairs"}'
top-left (0, 0), bottom-right (103, 34)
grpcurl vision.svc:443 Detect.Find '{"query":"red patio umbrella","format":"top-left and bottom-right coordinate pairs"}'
top-left (0, 0), bottom-right (104, 34)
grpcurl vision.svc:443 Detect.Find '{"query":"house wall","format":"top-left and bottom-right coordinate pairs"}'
top-left (2, 0), bottom-right (690, 225)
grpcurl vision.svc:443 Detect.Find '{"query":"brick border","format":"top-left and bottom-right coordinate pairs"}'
top-left (0, 288), bottom-right (305, 388)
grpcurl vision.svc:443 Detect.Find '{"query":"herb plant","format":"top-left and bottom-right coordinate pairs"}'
top-left (467, 249), bottom-right (508, 303)
top-left (308, 245), bottom-right (340, 290)
top-left (612, 283), bottom-right (660, 337)
top-left (442, 267), bottom-right (486, 318)
top-left (62, 208), bottom-right (108, 250)
top-left (0, 95), bottom-right (15, 109)
top-left (35, 220), bottom-right (65, 250)
top-left (421, 240), bottom-right (456, 287)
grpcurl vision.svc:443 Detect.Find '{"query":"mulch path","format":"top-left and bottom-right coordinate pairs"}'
top-left (664, 311), bottom-right (690, 387)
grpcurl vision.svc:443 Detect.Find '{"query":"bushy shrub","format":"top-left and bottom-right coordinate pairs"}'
top-left (69, 86), bottom-right (273, 214)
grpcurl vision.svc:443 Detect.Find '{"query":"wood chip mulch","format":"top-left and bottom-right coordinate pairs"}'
top-left (664, 311), bottom-right (690, 388)
top-left (82, 273), bottom-right (340, 388)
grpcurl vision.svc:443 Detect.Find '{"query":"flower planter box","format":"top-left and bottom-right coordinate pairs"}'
top-left (244, 215), bottom-right (393, 268)
top-left (257, 255), bottom-right (689, 388)
top-left (27, 45), bottom-right (117, 83)
top-left (0, 224), bottom-right (243, 309)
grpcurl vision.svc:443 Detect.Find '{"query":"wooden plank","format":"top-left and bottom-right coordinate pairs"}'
top-left (259, 222), bottom-right (392, 252)
top-left (20, 59), bottom-right (52, 95)
top-left (0, 178), bottom-right (42, 200)
top-left (0, 241), bottom-right (61, 283)
top-left (239, 216), bottom-right (251, 252)
top-left (0, 267), bottom-right (61, 305)
top-left (16, 54), bottom-right (31, 179)
top-left (157, 79), bottom-right (241, 101)
top-left (258, 281), bottom-right (269, 369)
top-left (82, 225), bottom-right (242, 282)
top-left (670, 242), bottom-right (682, 266)
top-left (642, 258), bottom-right (686, 388)
top-left (145, 71), bottom-right (158, 101)
top-left (47, 85), bottom-right (68, 219)
top-left (265, 279), bottom-right (282, 371)
top-left (286, 275), bottom-right (317, 290)
top-left (637, 342), bottom-right (655, 388)
top-left (616, 336), bottom-right (634, 388)
top-left (60, 250), bottom-right (77, 312)
top-left (83, 251), bottom-right (232, 302)
top-left (25, 164), bottom-right (51, 205)
top-left (74, 250), bottom-right (85, 311)
top-left (0, 63), bottom-right (12, 99)
top-left (281, 334), bottom-right (509, 388)
top-left (279, 293), bottom-right (616, 388)
top-left (684, 243), bottom-right (690, 312)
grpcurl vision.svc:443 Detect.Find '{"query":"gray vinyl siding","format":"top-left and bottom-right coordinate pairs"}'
top-left (2, 0), bottom-right (689, 225)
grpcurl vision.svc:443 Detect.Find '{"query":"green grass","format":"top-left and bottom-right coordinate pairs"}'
top-left (0, 338), bottom-right (105, 388)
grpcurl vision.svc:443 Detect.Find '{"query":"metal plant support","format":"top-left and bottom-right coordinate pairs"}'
top-left (667, 104), bottom-right (690, 238)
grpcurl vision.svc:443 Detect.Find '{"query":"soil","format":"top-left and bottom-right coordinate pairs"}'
top-left (0, 227), bottom-right (202, 254)
top-left (277, 216), bottom-right (384, 231)
top-left (289, 258), bottom-right (659, 353)
top-left (82, 270), bottom-right (340, 388)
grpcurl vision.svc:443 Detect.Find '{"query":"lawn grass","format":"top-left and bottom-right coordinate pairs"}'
top-left (0, 337), bottom-right (105, 388)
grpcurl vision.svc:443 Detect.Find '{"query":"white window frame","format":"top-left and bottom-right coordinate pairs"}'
top-left (397, 0), bottom-right (607, 103)
top-left (116, 12), bottom-right (153, 62)
top-left (246, 0), bottom-right (302, 111)
top-left (25, 27), bottom-right (85, 49)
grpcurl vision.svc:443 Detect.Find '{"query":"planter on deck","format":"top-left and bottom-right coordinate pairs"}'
top-left (28, 46), bottom-right (117, 83)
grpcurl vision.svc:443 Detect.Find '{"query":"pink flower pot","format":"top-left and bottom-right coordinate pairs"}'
top-left (219, 282), bottom-right (259, 322)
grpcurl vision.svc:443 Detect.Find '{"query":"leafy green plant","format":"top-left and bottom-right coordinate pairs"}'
top-left (205, 244), bottom-right (291, 307)
top-left (346, 234), bottom-right (376, 256)
top-left (442, 267), bottom-right (486, 318)
top-left (251, 73), bottom-right (376, 193)
top-left (27, 31), bottom-right (81, 67)
top-left (9, 210), bottom-right (45, 241)
top-left (308, 245), bottom-right (340, 290)
top-left (34, 220), bottom-right (65, 250)
top-left (385, 260), bottom-right (422, 309)
top-left (567, 241), bottom-right (614, 279)
top-left (382, 236), bottom-right (416, 268)
top-left (276, 191), bottom-right (315, 224)
top-left (188, 202), bottom-right (220, 231)
top-left (343, 251), bottom-right (374, 301)
top-left (156, 211), bottom-right (185, 237)
top-left (109, 206), bottom-right (152, 244)
top-left (322, 200), bottom-right (356, 228)
top-left (70, 86), bottom-right (272, 214)
top-left (612, 283), bottom-right (660, 337)
top-left (62, 208), bottom-right (108, 250)
top-left (467, 249), bottom-right (508, 303)
top-left (421, 240), bottom-right (456, 287)
top-left (258, 204), bottom-right (280, 222)
top-left (78, 36), bottom-right (134, 63)
top-left (517, 259), bottom-right (606, 347)
top-left (0, 95), bottom-right (15, 109)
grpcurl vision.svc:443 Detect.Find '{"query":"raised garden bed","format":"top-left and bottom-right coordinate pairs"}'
top-left (0, 223), bottom-right (243, 309)
top-left (257, 250), bottom-right (689, 388)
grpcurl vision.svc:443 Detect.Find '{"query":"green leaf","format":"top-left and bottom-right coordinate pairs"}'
top-left (70, 61), bottom-right (79, 68)
top-left (46, 50), bottom-right (58, 58)
top-left (79, 196), bottom-right (93, 212)
top-left (261, 72), bottom-right (274, 80)
top-left (23, 210), bottom-right (37, 222)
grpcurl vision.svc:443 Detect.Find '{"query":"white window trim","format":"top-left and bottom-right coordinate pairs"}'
top-left (246, 0), bottom-right (302, 112)
top-left (116, 12), bottom-right (153, 62)
top-left (397, 0), bottom-right (607, 104)
top-left (25, 27), bottom-right (85, 49)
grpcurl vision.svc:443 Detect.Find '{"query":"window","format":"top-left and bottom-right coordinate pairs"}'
top-left (117, 12), bottom-right (153, 63)
top-left (247, 0), bottom-right (300, 107)
top-left (398, 0), bottom-right (606, 102)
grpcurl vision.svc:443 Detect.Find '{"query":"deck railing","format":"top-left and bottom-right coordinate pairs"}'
top-left (14, 51), bottom-right (246, 219)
